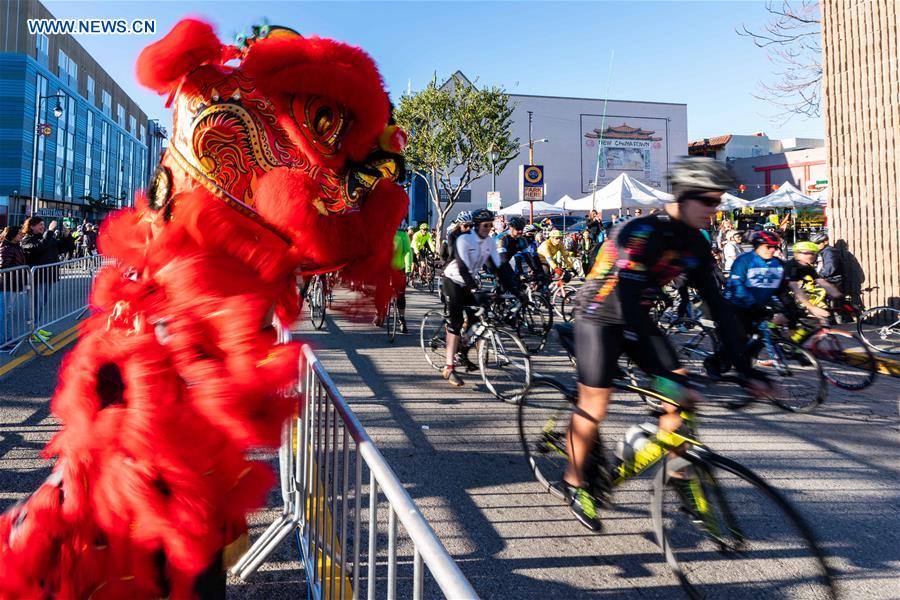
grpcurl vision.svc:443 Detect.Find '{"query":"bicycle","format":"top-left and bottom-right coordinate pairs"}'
top-left (305, 273), bottom-right (327, 330)
top-left (857, 305), bottom-right (900, 355)
top-left (419, 292), bottom-right (532, 402)
top-left (665, 315), bottom-right (827, 413)
top-left (518, 337), bottom-right (836, 598)
top-left (412, 252), bottom-right (436, 293)
top-left (785, 309), bottom-right (877, 390)
top-left (385, 295), bottom-right (400, 343)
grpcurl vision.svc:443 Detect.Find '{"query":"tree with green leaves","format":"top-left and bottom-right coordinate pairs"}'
top-left (395, 76), bottom-right (518, 240)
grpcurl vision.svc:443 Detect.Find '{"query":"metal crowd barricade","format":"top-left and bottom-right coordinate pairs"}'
top-left (232, 344), bottom-right (478, 600)
top-left (0, 265), bottom-right (33, 353)
top-left (28, 255), bottom-right (101, 352)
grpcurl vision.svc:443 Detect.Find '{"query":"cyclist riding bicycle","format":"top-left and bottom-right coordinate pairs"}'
top-left (374, 228), bottom-right (412, 332)
top-left (412, 222), bottom-right (436, 269)
top-left (567, 157), bottom-right (769, 532)
top-left (785, 241), bottom-right (842, 321)
top-left (441, 211), bottom-right (474, 264)
top-left (441, 209), bottom-right (521, 387)
top-left (537, 230), bottom-right (575, 279)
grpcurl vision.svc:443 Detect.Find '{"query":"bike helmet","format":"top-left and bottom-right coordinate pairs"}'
top-left (471, 208), bottom-right (494, 224)
top-left (763, 221), bottom-right (776, 230)
top-left (792, 241), bottom-right (820, 254)
top-left (454, 210), bottom-right (474, 225)
top-left (418, 223), bottom-right (429, 230)
top-left (668, 157), bottom-right (736, 199)
top-left (522, 224), bottom-right (538, 235)
top-left (808, 231), bottom-right (828, 244)
top-left (549, 229), bottom-right (563, 239)
top-left (751, 230), bottom-right (782, 248)
top-left (508, 216), bottom-right (526, 230)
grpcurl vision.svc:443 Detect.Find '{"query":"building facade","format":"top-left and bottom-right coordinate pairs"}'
top-left (822, 0), bottom-right (899, 308)
top-left (0, 0), bottom-right (152, 227)
top-left (408, 72), bottom-right (688, 226)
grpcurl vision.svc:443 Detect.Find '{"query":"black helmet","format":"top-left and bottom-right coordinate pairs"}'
top-left (809, 231), bottom-right (828, 244)
top-left (508, 216), bottom-right (526, 230)
top-left (668, 157), bottom-right (736, 198)
top-left (471, 209), bottom-right (494, 224)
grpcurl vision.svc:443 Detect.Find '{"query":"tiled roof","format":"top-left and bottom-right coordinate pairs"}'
top-left (688, 134), bottom-right (733, 148)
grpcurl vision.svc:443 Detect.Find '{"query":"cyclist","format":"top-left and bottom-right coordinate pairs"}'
top-left (567, 158), bottom-right (768, 532)
top-left (412, 222), bottom-right (436, 275)
top-left (809, 231), bottom-right (844, 290)
top-left (441, 209), bottom-right (520, 387)
top-left (497, 217), bottom-right (528, 266)
top-left (515, 223), bottom-right (546, 282)
top-left (537, 230), bottom-right (575, 279)
top-left (785, 241), bottom-right (842, 321)
top-left (374, 228), bottom-right (412, 332)
top-left (441, 211), bottom-right (473, 264)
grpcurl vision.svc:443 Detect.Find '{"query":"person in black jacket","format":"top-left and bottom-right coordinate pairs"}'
top-left (1, 226), bottom-right (28, 345)
top-left (20, 217), bottom-right (60, 328)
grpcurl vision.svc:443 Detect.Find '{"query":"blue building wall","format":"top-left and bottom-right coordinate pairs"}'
top-left (0, 53), bottom-right (148, 224)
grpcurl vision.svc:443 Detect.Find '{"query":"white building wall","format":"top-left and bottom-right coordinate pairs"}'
top-left (457, 94), bottom-right (687, 221)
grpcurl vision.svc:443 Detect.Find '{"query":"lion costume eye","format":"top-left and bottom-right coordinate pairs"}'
top-left (292, 95), bottom-right (346, 156)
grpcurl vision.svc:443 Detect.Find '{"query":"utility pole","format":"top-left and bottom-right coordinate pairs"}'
top-left (527, 111), bottom-right (534, 165)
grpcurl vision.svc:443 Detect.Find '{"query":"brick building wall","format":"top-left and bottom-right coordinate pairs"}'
top-left (822, 0), bottom-right (899, 308)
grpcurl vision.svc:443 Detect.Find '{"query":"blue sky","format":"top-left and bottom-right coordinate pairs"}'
top-left (43, 1), bottom-right (824, 141)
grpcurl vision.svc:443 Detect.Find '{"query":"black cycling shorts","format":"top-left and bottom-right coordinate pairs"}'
top-left (442, 278), bottom-right (477, 335)
top-left (575, 320), bottom-right (681, 388)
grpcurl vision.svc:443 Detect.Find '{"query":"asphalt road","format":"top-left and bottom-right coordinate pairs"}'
top-left (1, 285), bottom-right (897, 599)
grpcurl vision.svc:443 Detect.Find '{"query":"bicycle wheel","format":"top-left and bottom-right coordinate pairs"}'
top-left (555, 285), bottom-right (578, 323)
top-left (752, 340), bottom-right (826, 413)
top-left (477, 328), bottom-right (532, 403)
top-left (517, 295), bottom-right (553, 354)
top-left (665, 318), bottom-right (719, 375)
top-left (857, 306), bottom-right (900, 354)
top-left (427, 263), bottom-right (436, 294)
top-left (517, 378), bottom-right (576, 500)
top-left (307, 277), bottom-right (326, 330)
top-left (419, 310), bottom-right (447, 370)
top-left (809, 329), bottom-right (876, 390)
top-left (652, 451), bottom-right (835, 600)
top-left (386, 298), bottom-right (398, 344)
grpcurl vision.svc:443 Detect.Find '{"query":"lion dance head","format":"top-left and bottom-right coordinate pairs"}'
top-left (0, 19), bottom-right (407, 598)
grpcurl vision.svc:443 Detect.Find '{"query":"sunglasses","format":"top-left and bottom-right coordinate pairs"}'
top-left (796, 251), bottom-right (817, 255)
top-left (694, 197), bottom-right (721, 208)
top-left (762, 244), bottom-right (780, 250)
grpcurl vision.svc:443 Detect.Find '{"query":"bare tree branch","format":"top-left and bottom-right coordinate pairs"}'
top-left (738, 0), bottom-right (822, 121)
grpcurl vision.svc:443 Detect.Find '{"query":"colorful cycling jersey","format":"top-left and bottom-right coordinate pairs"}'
top-left (577, 215), bottom-right (718, 325)
top-left (575, 213), bottom-right (748, 377)
top-left (723, 251), bottom-right (786, 308)
top-left (411, 230), bottom-right (435, 254)
top-left (784, 259), bottom-right (827, 307)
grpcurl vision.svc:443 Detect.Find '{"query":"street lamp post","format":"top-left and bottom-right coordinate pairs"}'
top-left (489, 143), bottom-right (500, 192)
top-left (30, 93), bottom-right (65, 217)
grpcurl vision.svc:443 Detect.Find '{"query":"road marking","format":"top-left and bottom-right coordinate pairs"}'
top-left (0, 324), bottom-right (81, 377)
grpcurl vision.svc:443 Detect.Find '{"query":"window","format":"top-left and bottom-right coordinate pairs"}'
top-left (99, 121), bottom-right (109, 197)
top-left (117, 104), bottom-right (125, 128)
top-left (102, 90), bottom-right (111, 117)
top-left (87, 76), bottom-right (95, 105)
top-left (139, 124), bottom-right (146, 144)
top-left (57, 50), bottom-right (68, 80)
top-left (84, 111), bottom-right (94, 198)
top-left (129, 115), bottom-right (136, 137)
top-left (35, 34), bottom-right (49, 67)
top-left (67, 59), bottom-right (77, 90)
top-left (35, 76), bottom-right (49, 197)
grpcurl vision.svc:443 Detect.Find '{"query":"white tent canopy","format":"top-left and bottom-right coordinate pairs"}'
top-left (553, 194), bottom-right (577, 209)
top-left (564, 173), bottom-right (673, 212)
top-left (749, 181), bottom-right (820, 209)
top-left (718, 193), bottom-right (750, 211)
top-left (498, 200), bottom-right (568, 217)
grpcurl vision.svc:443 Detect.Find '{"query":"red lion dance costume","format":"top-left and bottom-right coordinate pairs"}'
top-left (0, 19), bottom-right (407, 598)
